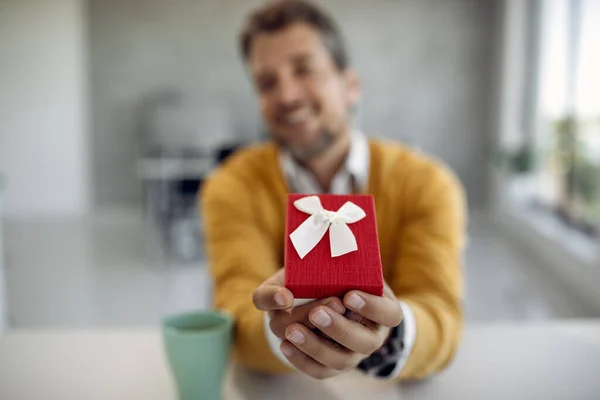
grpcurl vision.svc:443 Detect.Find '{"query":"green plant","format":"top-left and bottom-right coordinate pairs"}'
top-left (553, 115), bottom-right (577, 170)
top-left (573, 156), bottom-right (600, 203)
top-left (510, 145), bottom-right (536, 174)
top-left (495, 143), bottom-right (536, 174)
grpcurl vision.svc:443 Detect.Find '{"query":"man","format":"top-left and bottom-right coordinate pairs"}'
top-left (202, 0), bottom-right (465, 381)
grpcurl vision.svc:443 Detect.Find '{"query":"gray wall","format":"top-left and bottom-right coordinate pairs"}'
top-left (1, 0), bottom-right (89, 217)
top-left (89, 0), bottom-right (497, 210)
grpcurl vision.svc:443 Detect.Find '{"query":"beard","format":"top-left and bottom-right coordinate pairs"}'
top-left (287, 128), bottom-right (338, 162)
top-left (271, 104), bottom-right (356, 162)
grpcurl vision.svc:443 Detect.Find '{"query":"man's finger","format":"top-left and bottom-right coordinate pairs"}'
top-left (309, 306), bottom-right (382, 355)
top-left (262, 268), bottom-right (286, 286)
top-left (252, 284), bottom-right (294, 311)
top-left (269, 297), bottom-right (345, 338)
top-left (343, 290), bottom-right (403, 328)
top-left (280, 341), bottom-right (338, 380)
top-left (252, 269), bottom-right (294, 311)
top-left (285, 323), bottom-right (361, 371)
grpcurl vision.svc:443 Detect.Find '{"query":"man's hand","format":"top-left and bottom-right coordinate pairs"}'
top-left (252, 269), bottom-right (346, 338)
top-left (280, 283), bottom-right (403, 379)
top-left (253, 270), bottom-right (403, 380)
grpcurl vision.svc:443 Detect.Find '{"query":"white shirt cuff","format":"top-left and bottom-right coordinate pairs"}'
top-left (263, 298), bottom-right (315, 370)
top-left (263, 310), bottom-right (295, 369)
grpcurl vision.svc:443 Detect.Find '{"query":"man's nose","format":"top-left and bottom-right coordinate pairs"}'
top-left (276, 75), bottom-right (303, 105)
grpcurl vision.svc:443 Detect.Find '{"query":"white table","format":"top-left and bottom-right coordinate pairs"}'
top-left (1, 322), bottom-right (600, 400)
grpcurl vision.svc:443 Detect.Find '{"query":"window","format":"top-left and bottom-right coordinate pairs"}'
top-left (536, 0), bottom-right (600, 236)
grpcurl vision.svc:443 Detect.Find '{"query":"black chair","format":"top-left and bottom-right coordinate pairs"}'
top-left (167, 144), bottom-right (242, 262)
top-left (215, 144), bottom-right (240, 165)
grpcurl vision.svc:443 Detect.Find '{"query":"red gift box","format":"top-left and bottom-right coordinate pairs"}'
top-left (284, 193), bottom-right (384, 299)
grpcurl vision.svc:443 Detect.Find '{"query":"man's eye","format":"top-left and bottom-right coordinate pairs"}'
top-left (295, 64), bottom-right (312, 77)
top-left (257, 78), bottom-right (276, 93)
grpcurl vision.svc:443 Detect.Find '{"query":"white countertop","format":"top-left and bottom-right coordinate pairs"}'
top-left (1, 321), bottom-right (600, 400)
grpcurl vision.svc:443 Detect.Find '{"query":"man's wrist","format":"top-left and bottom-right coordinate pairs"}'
top-left (357, 300), bottom-right (416, 379)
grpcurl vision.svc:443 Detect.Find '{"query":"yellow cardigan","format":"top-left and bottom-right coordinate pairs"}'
top-left (201, 138), bottom-right (466, 380)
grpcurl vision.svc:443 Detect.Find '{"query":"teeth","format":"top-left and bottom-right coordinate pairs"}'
top-left (285, 108), bottom-right (311, 124)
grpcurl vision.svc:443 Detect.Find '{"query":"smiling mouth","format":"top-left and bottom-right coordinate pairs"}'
top-left (280, 107), bottom-right (314, 128)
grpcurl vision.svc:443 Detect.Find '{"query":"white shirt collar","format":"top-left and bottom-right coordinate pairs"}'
top-left (279, 131), bottom-right (370, 194)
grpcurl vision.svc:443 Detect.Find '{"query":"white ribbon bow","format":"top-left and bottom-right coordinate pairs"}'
top-left (289, 195), bottom-right (366, 259)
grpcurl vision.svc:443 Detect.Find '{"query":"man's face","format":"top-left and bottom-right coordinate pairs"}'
top-left (248, 23), bottom-right (359, 160)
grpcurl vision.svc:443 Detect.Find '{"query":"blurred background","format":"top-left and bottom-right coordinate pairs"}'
top-left (0, 0), bottom-right (598, 331)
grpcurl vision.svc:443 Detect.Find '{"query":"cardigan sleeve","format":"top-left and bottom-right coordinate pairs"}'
top-left (391, 163), bottom-right (467, 380)
top-left (201, 170), bottom-right (291, 374)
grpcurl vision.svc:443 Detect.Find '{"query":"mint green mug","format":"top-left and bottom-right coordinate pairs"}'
top-left (162, 310), bottom-right (234, 400)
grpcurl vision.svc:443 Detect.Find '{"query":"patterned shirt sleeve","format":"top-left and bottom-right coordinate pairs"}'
top-left (357, 301), bottom-right (416, 379)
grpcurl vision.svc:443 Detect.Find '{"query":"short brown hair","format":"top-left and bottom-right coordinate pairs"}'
top-left (240, 0), bottom-right (350, 70)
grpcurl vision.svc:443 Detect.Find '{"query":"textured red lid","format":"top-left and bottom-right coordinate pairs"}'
top-left (284, 193), bottom-right (384, 299)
